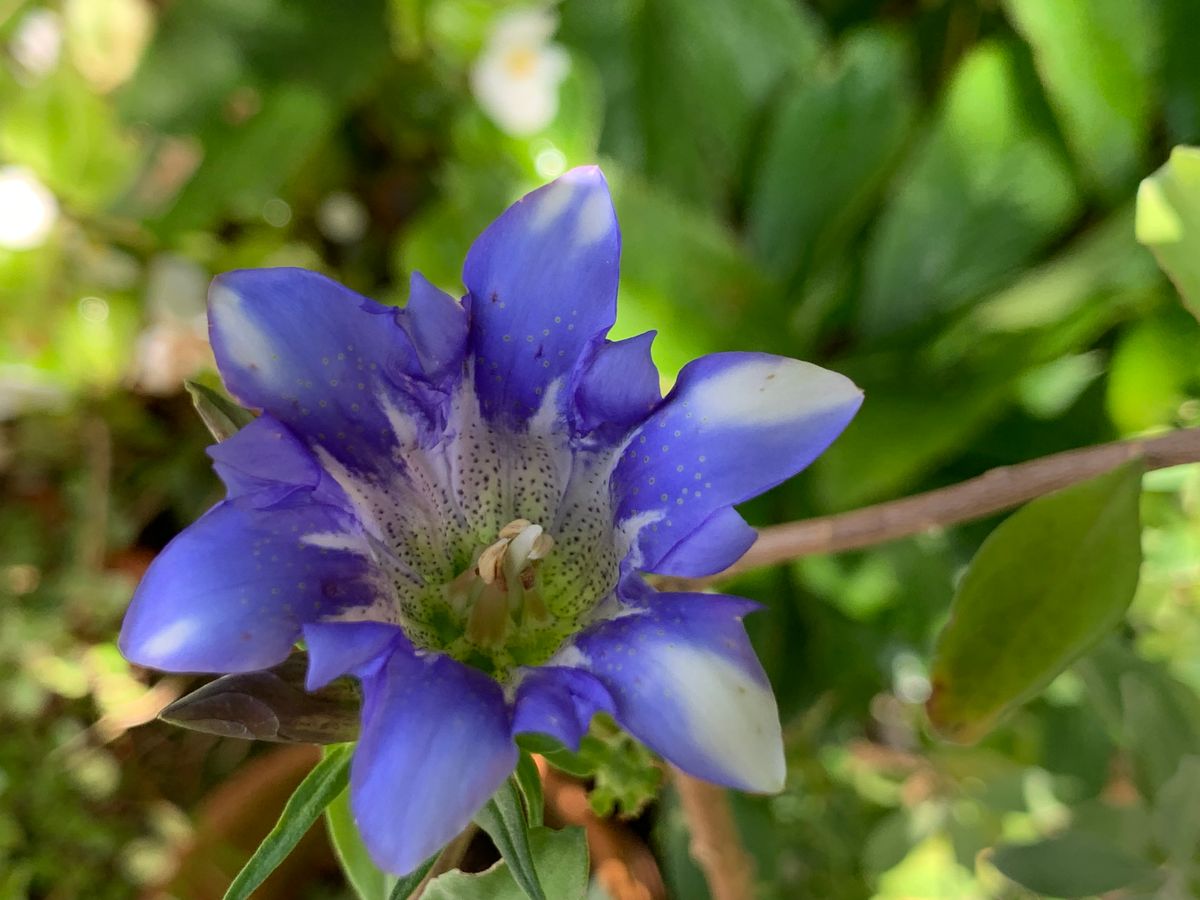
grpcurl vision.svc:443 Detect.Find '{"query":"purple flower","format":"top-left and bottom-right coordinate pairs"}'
top-left (120, 168), bottom-right (862, 875)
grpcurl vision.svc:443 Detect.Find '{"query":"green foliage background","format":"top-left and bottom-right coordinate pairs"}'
top-left (3, 0), bottom-right (1200, 897)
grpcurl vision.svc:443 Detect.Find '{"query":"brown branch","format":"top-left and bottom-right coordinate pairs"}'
top-left (672, 769), bottom-right (755, 900)
top-left (537, 757), bottom-right (667, 900)
top-left (701, 427), bottom-right (1200, 582)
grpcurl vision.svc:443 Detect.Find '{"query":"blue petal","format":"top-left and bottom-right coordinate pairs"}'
top-left (119, 501), bottom-right (374, 674)
top-left (207, 415), bottom-right (322, 507)
top-left (395, 271), bottom-right (468, 385)
top-left (573, 331), bottom-right (661, 437)
top-left (572, 592), bottom-right (784, 793)
top-left (511, 666), bottom-right (614, 751)
top-left (352, 643), bottom-right (517, 875)
top-left (302, 621), bottom-right (403, 690)
top-left (208, 268), bottom-right (442, 470)
top-left (652, 506), bottom-right (757, 578)
top-left (464, 167), bottom-right (620, 424)
top-left (614, 352), bottom-right (862, 575)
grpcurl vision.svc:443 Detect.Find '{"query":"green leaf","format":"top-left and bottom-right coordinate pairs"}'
top-left (473, 780), bottom-right (546, 900)
top-left (812, 371), bottom-right (1013, 510)
top-left (1105, 310), bottom-right (1200, 434)
top-left (860, 42), bottom-right (1081, 337)
top-left (223, 744), bottom-right (353, 900)
top-left (1162, 0), bottom-right (1200, 144)
top-left (514, 753), bottom-right (544, 829)
top-left (0, 67), bottom-right (136, 211)
top-left (159, 651), bottom-right (361, 744)
top-left (1003, 0), bottom-right (1154, 196)
top-left (387, 853), bottom-right (438, 900)
top-left (423, 827), bottom-right (588, 900)
top-left (326, 787), bottom-right (394, 900)
top-left (748, 27), bottom-right (917, 284)
top-left (927, 460), bottom-right (1144, 743)
top-left (184, 380), bottom-right (254, 442)
top-left (118, 0), bottom-right (391, 233)
top-left (991, 831), bottom-right (1159, 897)
top-left (1153, 756), bottom-right (1200, 864)
top-left (1137, 146), bottom-right (1200, 318)
top-left (608, 167), bottom-right (783, 374)
top-left (1120, 669), bottom-right (1200, 795)
top-left (635, 0), bottom-right (825, 211)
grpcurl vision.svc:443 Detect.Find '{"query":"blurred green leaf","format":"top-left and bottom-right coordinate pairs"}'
top-left (0, 68), bottom-right (136, 211)
top-left (748, 27), bottom-right (916, 285)
top-left (1121, 670), bottom-right (1200, 796)
top-left (1162, 0), bottom-right (1200, 144)
top-left (635, 0), bottom-right (825, 210)
top-left (608, 168), bottom-right (782, 374)
top-left (1003, 0), bottom-right (1154, 197)
top-left (519, 716), bottom-right (661, 819)
top-left (224, 744), bottom-right (352, 900)
top-left (119, 0), bottom-right (391, 232)
top-left (812, 371), bottom-right (1012, 510)
top-left (326, 787), bottom-right (395, 900)
top-left (1106, 310), bottom-right (1200, 434)
top-left (423, 826), bottom-right (587, 900)
top-left (1153, 755), bottom-right (1200, 864)
top-left (860, 42), bottom-right (1080, 337)
top-left (927, 460), bottom-right (1144, 743)
top-left (991, 830), bottom-right (1159, 897)
top-left (1137, 146), bottom-right (1200, 318)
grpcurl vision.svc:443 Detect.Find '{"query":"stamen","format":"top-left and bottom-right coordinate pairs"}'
top-left (454, 518), bottom-right (558, 650)
top-left (499, 518), bottom-right (532, 539)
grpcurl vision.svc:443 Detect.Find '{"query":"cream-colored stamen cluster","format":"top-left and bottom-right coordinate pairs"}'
top-left (455, 519), bottom-right (555, 648)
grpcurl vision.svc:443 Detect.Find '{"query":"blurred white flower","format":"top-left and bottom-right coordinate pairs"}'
top-left (0, 366), bottom-right (67, 421)
top-left (470, 7), bottom-right (569, 137)
top-left (9, 8), bottom-right (63, 80)
top-left (128, 256), bottom-right (212, 396)
top-left (0, 166), bottom-right (59, 251)
top-left (65, 0), bottom-right (153, 93)
top-left (317, 191), bottom-right (369, 244)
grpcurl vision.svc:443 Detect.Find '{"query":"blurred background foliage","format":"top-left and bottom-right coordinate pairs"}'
top-left (2, 0), bottom-right (1200, 897)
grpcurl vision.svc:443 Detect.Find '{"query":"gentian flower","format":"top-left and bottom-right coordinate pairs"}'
top-left (120, 168), bottom-right (862, 875)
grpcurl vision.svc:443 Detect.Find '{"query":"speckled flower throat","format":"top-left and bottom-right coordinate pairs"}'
top-left (310, 375), bottom-right (623, 680)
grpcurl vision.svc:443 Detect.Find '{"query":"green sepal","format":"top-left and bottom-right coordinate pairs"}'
top-left (185, 379), bottom-right (254, 441)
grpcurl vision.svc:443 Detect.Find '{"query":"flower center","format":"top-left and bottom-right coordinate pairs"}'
top-left (450, 519), bottom-right (555, 648)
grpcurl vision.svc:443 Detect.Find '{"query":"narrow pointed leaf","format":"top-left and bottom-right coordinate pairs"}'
top-left (159, 651), bottom-right (361, 744)
top-left (223, 744), bottom-right (353, 900)
top-left (514, 753), bottom-right (544, 829)
top-left (473, 780), bottom-right (546, 900)
top-left (185, 380), bottom-right (254, 441)
top-left (927, 460), bottom-right (1144, 743)
top-left (326, 787), bottom-right (394, 900)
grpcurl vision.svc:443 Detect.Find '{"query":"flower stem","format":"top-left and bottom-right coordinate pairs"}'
top-left (695, 426), bottom-right (1200, 582)
top-left (672, 768), bottom-right (755, 900)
